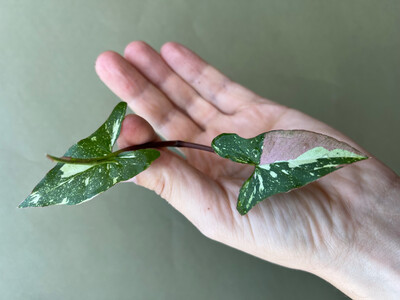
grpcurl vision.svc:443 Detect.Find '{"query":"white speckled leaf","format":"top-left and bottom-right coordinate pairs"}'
top-left (64, 101), bottom-right (128, 159)
top-left (19, 150), bottom-right (160, 207)
top-left (212, 130), bottom-right (368, 215)
top-left (19, 102), bottom-right (160, 208)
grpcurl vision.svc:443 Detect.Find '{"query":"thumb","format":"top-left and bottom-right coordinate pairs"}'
top-left (118, 114), bottom-right (220, 225)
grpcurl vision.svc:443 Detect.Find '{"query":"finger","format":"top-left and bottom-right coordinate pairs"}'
top-left (161, 42), bottom-right (270, 114)
top-left (124, 41), bottom-right (223, 128)
top-left (119, 113), bottom-right (228, 228)
top-left (95, 51), bottom-right (203, 141)
top-left (117, 114), bottom-right (159, 149)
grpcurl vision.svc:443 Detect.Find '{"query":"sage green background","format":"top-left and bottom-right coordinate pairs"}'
top-left (1, 1), bottom-right (399, 299)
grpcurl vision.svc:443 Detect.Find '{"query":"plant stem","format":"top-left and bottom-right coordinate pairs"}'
top-left (115, 140), bottom-right (214, 154)
top-left (47, 140), bottom-right (214, 164)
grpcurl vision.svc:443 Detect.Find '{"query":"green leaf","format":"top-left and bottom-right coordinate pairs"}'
top-left (64, 101), bottom-right (128, 159)
top-left (212, 130), bottom-right (368, 215)
top-left (211, 133), bottom-right (264, 164)
top-left (19, 102), bottom-right (160, 208)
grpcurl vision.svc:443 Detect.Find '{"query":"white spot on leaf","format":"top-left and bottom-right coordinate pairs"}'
top-left (118, 152), bottom-right (136, 159)
top-left (259, 164), bottom-right (271, 170)
top-left (257, 173), bottom-right (264, 191)
top-left (111, 120), bottom-right (120, 144)
top-left (60, 164), bottom-right (93, 178)
top-left (270, 171), bottom-right (277, 178)
top-left (28, 192), bottom-right (41, 204)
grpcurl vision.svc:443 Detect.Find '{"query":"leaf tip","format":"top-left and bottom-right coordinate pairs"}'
top-left (117, 101), bottom-right (127, 109)
top-left (350, 152), bottom-right (369, 164)
top-left (18, 199), bottom-right (30, 208)
top-left (236, 201), bottom-right (248, 216)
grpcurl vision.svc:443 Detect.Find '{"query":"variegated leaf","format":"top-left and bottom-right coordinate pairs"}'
top-left (212, 130), bottom-right (368, 215)
top-left (19, 102), bottom-right (160, 208)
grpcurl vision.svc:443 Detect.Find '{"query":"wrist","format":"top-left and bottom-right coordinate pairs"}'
top-left (316, 236), bottom-right (400, 299)
top-left (310, 165), bottom-right (400, 298)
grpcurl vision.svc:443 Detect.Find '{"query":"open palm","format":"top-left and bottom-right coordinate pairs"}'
top-left (95, 41), bottom-right (394, 273)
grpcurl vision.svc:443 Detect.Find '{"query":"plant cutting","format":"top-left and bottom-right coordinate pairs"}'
top-left (19, 102), bottom-right (367, 215)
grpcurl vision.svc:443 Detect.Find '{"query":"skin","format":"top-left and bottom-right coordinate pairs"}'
top-left (95, 41), bottom-right (400, 299)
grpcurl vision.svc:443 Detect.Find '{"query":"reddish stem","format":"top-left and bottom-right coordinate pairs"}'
top-left (115, 140), bottom-right (214, 154)
top-left (47, 140), bottom-right (214, 164)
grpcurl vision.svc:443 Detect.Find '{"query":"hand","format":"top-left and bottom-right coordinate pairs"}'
top-left (95, 41), bottom-right (400, 299)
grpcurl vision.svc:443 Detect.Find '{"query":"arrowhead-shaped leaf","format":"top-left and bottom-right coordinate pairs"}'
top-left (64, 101), bottom-right (127, 159)
top-left (19, 102), bottom-right (160, 208)
top-left (212, 130), bottom-right (368, 215)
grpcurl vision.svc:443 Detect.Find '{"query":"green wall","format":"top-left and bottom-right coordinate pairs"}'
top-left (1, 1), bottom-right (399, 299)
